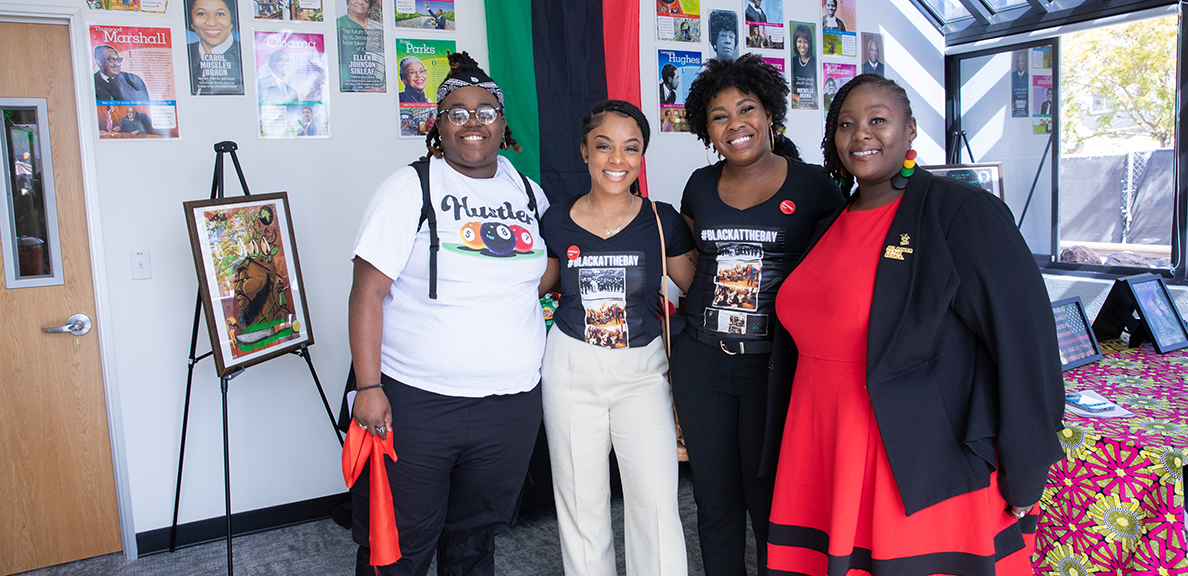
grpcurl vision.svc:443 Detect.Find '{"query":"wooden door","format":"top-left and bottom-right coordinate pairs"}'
top-left (0, 21), bottom-right (123, 575)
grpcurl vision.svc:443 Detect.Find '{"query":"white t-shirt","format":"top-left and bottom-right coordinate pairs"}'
top-left (353, 155), bottom-right (550, 397)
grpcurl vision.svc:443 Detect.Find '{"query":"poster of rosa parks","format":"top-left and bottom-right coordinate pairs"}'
top-left (184, 192), bottom-right (314, 376)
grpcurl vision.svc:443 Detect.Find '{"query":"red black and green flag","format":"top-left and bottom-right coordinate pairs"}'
top-left (486, 0), bottom-right (647, 202)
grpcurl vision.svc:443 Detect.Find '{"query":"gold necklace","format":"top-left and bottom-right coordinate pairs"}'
top-left (587, 193), bottom-right (635, 236)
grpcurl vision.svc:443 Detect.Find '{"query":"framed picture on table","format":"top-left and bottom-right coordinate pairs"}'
top-left (184, 192), bottom-right (314, 376)
top-left (1092, 273), bottom-right (1188, 354)
top-left (1051, 296), bottom-right (1102, 370)
top-left (920, 162), bottom-right (1004, 199)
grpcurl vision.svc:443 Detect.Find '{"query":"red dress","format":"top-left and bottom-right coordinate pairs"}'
top-left (768, 198), bottom-right (1032, 576)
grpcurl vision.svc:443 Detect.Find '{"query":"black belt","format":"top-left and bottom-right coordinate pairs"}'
top-left (688, 327), bottom-right (772, 355)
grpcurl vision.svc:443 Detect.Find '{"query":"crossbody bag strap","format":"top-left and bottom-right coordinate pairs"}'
top-left (652, 200), bottom-right (671, 357)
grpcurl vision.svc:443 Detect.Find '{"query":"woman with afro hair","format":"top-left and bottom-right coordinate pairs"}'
top-left (669, 53), bottom-right (843, 576)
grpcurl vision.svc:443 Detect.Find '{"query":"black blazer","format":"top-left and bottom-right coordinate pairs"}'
top-left (760, 169), bottom-right (1065, 516)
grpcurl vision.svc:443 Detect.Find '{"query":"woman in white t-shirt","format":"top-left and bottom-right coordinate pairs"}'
top-left (348, 52), bottom-right (551, 576)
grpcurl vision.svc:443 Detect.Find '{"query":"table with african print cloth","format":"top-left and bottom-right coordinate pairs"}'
top-left (1035, 341), bottom-right (1188, 576)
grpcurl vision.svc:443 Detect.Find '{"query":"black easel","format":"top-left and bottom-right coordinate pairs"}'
top-left (948, 129), bottom-right (976, 164)
top-left (169, 141), bottom-right (343, 576)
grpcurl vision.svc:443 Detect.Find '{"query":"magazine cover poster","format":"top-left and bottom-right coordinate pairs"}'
top-left (789, 21), bottom-right (818, 109)
top-left (1032, 74), bottom-right (1053, 117)
top-left (396, 38), bottom-right (454, 138)
top-left (254, 31), bottom-right (330, 138)
top-left (188, 195), bottom-right (311, 370)
top-left (744, 0), bottom-right (783, 49)
top-left (1009, 49), bottom-right (1029, 118)
top-left (579, 268), bottom-right (632, 349)
top-left (705, 10), bottom-right (740, 61)
top-left (658, 49), bottom-right (700, 133)
top-left (822, 62), bottom-right (855, 117)
top-left (87, 0), bottom-right (167, 12)
top-left (90, 25), bottom-right (180, 139)
top-left (394, 0), bottom-right (455, 30)
top-left (657, 0), bottom-right (701, 43)
top-left (253, 0), bottom-right (323, 21)
top-left (860, 32), bottom-right (885, 77)
top-left (821, 0), bottom-right (854, 32)
top-left (337, 0), bottom-right (386, 92)
top-left (184, 0), bottom-right (245, 96)
top-left (822, 28), bottom-right (855, 57)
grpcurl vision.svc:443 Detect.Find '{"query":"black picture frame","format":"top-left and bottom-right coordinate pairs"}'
top-left (1091, 273), bottom-right (1188, 354)
top-left (1051, 296), bottom-right (1103, 370)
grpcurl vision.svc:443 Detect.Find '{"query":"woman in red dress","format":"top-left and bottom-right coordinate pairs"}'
top-left (766, 74), bottom-right (1066, 575)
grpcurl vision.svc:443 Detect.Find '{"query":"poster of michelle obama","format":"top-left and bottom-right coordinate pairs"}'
top-left (184, 192), bottom-right (314, 376)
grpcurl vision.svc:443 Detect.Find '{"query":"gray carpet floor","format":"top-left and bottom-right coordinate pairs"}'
top-left (18, 468), bottom-right (758, 576)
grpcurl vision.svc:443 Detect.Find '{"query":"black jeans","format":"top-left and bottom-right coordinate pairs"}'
top-left (352, 376), bottom-right (542, 576)
top-left (671, 328), bottom-right (773, 576)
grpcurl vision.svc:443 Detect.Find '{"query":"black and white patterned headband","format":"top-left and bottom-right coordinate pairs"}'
top-left (436, 71), bottom-right (504, 107)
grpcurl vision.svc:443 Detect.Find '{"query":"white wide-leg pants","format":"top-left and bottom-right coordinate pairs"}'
top-left (541, 329), bottom-right (688, 576)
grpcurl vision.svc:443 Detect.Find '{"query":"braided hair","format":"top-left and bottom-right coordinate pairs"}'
top-left (684, 53), bottom-right (800, 161)
top-left (421, 51), bottom-right (522, 161)
top-left (580, 100), bottom-right (651, 195)
top-left (821, 73), bottom-right (913, 197)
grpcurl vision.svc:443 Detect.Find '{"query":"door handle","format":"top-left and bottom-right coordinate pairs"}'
top-left (42, 313), bottom-right (92, 336)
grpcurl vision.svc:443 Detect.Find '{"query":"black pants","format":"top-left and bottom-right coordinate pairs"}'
top-left (351, 376), bottom-right (542, 576)
top-left (670, 328), bottom-right (773, 576)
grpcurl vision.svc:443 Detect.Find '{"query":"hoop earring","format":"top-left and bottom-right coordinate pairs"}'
top-left (769, 125), bottom-right (776, 150)
top-left (705, 144), bottom-right (722, 164)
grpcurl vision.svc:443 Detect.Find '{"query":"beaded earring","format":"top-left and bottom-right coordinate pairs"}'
top-left (891, 149), bottom-right (916, 189)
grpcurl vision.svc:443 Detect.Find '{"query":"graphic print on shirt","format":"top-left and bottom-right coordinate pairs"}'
top-left (580, 268), bottom-right (629, 349)
top-left (699, 226), bottom-right (783, 337)
top-left (438, 193), bottom-right (544, 259)
top-left (569, 251), bottom-right (646, 349)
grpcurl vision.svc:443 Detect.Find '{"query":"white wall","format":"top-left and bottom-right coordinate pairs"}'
top-left (641, 0), bottom-right (946, 209)
top-left (31, 0), bottom-right (944, 546)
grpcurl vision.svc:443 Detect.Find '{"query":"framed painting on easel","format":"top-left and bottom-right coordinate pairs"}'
top-left (184, 192), bottom-right (314, 376)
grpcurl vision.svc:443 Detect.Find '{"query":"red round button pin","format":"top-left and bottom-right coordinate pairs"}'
top-left (780, 200), bottom-right (796, 214)
top-left (566, 245), bottom-right (581, 260)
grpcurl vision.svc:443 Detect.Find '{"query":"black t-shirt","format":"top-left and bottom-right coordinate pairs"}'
top-left (681, 156), bottom-right (844, 342)
top-left (542, 196), bottom-right (696, 349)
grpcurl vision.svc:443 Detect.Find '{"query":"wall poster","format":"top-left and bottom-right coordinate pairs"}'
top-left (253, 0), bottom-right (323, 21)
top-left (87, 0), bottom-right (167, 12)
top-left (658, 49), bottom-right (701, 133)
top-left (184, 192), bottom-right (314, 377)
top-left (1030, 46), bottom-right (1053, 134)
top-left (657, 0), bottom-right (701, 43)
top-left (744, 0), bottom-right (783, 50)
top-left (253, 31), bottom-right (330, 138)
top-left (822, 62), bottom-right (855, 116)
top-left (860, 32), bottom-right (885, 77)
top-left (90, 25), bottom-right (181, 139)
top-left (394, 0), bottom-right (455, 30)
top-left (706, 10), bottom-right (740, 61)
top-left (184, 0), bottom-right (246, 96)
top-left (789, 21), bottom-right (817, 109)
top-left (396, 38), bottom-right (454, 138)
top-left (1010, 49), bottom-right (1028, 118)
top-left (336, 0), bottom-right (386, 92)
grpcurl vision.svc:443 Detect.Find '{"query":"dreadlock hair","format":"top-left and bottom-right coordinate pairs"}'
top-left (821, 74), bottom-right (913, 198)
top-left (684, 53), bottom-right (800, 161)
top-left (421, 51), bottom-right (522, 161)
top-left (580, 100), bottom-right (651, 195)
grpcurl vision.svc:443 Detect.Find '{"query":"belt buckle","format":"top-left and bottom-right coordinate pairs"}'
top-left (720, 341), bottom-right (743, 355)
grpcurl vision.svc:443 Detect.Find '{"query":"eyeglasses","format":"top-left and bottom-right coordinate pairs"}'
top-left (103, 57), bottom-right (124, 63)
top-left (439, 105), bottom-right (502, 126)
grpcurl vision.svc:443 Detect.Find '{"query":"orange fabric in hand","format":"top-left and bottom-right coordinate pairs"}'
top-left (343, 425), bottom-right (401, 566)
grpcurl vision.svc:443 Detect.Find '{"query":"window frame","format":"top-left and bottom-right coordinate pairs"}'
top-left (943, 8), bottom-right (1185, 282)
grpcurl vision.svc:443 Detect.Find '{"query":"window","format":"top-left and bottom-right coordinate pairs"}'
top-left (945, 6), bottom-right (1185, 280)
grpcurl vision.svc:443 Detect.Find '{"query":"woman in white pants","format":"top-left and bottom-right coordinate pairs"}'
top-left (538, 100), bottom-right (697, 575)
